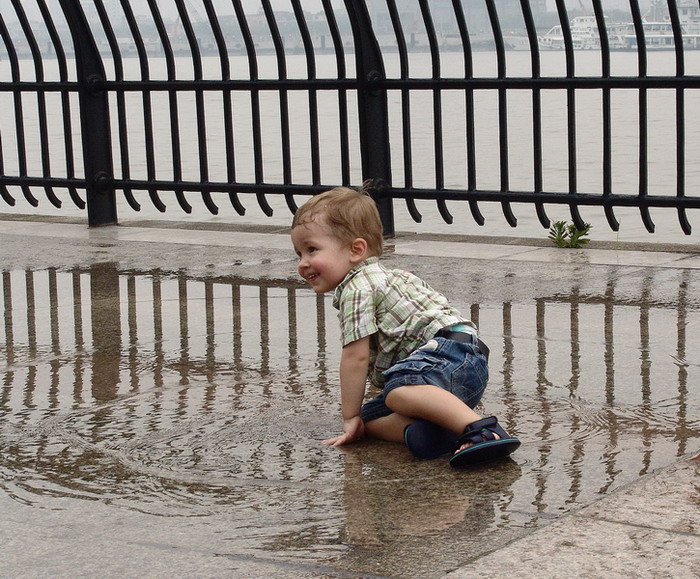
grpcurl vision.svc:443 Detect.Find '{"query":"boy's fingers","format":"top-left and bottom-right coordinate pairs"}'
top-left (323, 434), bottom-right (353, 446)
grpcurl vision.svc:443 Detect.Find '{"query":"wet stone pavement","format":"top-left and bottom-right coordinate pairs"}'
top-left (1, 217), bottom-right (699, 578)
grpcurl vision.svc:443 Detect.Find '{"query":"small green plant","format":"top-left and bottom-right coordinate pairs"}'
top-left (548, 220), bottom-right (592, 248)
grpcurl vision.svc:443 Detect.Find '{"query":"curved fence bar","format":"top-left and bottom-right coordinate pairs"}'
top-left (487, 0), bottom-right (518, 228)
top-left (453, 0), bottom-right (485, 228)
top-left (42, 0), bottom-right (84, 212)
top-left (521, 0), bottom-right (549, 230)
top-left (385, 0), bottom-right (422, 224)
top-left (0, 1), bottom-right (699, 235)
top-left (555, 0), bottom-right (587, 231)
top-left (668, 0), bottom-right (692, 234)
top-left (592, 0), bottom-right (619, 232)
top-left (630, 0), bottom-right (655, 233)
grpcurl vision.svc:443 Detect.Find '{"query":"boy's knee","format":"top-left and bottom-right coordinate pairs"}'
top-left (385, 383), bottom-right (432, 409)
top-left (384, 385), bottom-right (408, 410)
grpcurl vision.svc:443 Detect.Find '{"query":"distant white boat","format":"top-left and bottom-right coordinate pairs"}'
top-left (539, 16), bottom-right (607, 51)
top-left (538, 9), bottom-right (700, 51)
top-left (621, 20), bottom-right (700, 50)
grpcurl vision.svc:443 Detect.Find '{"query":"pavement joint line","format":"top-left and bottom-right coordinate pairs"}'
top-left (569, 514), bottom-right (700, 538)
top-left (210, 552), bottom-right (393, 579)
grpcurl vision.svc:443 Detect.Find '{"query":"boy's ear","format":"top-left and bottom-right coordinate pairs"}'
top-left (350, 237), bottom-right (368, 262)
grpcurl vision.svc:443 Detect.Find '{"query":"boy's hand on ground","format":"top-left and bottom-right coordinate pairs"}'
top-left (323, 416), bottom-right (365, 446)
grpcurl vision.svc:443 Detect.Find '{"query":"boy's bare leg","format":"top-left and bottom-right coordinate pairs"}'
top-left (364, 412), bottom-right (413, 442)
top-left (385, 384), bottom-right (483, 435)
top-left (366, 385), bottom-right (500, 451)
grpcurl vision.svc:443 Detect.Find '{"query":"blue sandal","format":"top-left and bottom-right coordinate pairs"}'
top-left (404, 419), bottom-right (459, 460)
top-left (449, 416), bottom-right (520, 468)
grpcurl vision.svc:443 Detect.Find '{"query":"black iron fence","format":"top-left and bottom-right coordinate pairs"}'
top-left (1, 0), bottom-right (700, 235)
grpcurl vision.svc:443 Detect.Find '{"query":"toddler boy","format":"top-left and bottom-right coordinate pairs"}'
top-left (290, 187), bottom-right (520, 467)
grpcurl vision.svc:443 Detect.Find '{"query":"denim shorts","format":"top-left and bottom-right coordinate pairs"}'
top-left (359, 337), bottom-right (489, 423)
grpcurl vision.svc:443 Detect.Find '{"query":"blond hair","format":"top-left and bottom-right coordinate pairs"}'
top-left (291, 186), bottom-right (384, 257)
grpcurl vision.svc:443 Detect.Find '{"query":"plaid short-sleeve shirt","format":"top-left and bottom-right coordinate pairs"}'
top-left (332, 257), bottom-right (474, 388)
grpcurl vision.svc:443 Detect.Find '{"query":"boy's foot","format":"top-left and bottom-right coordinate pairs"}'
top-left (404, 419), bottom-right (459, 460)
top-left (449, 416), bottom-right (520, 468)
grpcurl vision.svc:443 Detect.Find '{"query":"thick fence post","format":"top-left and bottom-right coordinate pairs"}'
top-left (58, 0), bottom-right (116, 226)
top-left (343, 1), bottom-right (394, 237)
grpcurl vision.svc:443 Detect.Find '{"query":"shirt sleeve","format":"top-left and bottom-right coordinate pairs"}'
top-left (337, 288), bottom-right (378, 346)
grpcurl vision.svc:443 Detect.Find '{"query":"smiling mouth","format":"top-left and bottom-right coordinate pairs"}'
top-left (307, 273), bottom-right (319, 283)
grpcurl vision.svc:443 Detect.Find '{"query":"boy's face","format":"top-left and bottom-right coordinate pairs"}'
top-left (291, 218), bottom-right (363, 294)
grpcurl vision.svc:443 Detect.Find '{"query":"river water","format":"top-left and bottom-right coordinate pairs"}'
top-left (1, 49), bottom-right (700, 244)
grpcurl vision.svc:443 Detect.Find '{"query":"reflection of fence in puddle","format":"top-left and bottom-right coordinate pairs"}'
top-left (487, 268), bottom-right (698, 515)
top-left (1, 265), bottom-right (699, 516)
top-left (2, 263), bottom-right (334, 400)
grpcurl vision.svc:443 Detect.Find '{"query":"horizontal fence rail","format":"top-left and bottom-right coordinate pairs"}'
top-left (1, 0), bottom-right (700, 234)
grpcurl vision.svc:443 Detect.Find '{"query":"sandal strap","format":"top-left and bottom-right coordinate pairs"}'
top-left (455, 416), bottom-right (507, 447)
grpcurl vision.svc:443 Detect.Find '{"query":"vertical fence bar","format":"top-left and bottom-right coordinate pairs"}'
top-left (629, 0), bottom-right (655, 233)
top-left (37, 0), bottom-right (84, 210)
top-left (418, 0), bottom-right (454, 225)
top-left (230, 0), bottom-right (256, 216)
top-left (11, 0), bottom-right (60, 208)
top-left (94, 0), bottom-right (139, 212)
top-left (145, 0), bottom-right (192, 214)
top-left (57, 0), bottom-right (116, 226)
top-left (554, 0), bottom-right (585, 230)
top-left (486, 0), bottom-right (517, 228)
top-left (343, 0), bottom-right (394, 236)
top-left (0, 15), bottom-right (17, 206)
top-left (257, 0), bottom-right (280, 217)
top-left (521, 0), bottom-right (549, 229)
top-left (203, 0), bottom-right (240, 214)
top-left (125, 0), bottom-right (165, 214)
top-left (0, 10), bottom-right (38, 207)
top-left (321, 0), bottom-right (351, 186)
top-left (261, 1), bottom-right (292, 212)
top-left (174, 0), bottom-right (218, 216)
top-left (291, 0), bottom-right (321, 191)
top-left (592, 0), bottom-right (619, 232)
top-left (667, 0), bottom-right (692, 234)
top-left (451, 0), bottom-right (484, 227)
top-left (386, 0), bottom-right (422, 224)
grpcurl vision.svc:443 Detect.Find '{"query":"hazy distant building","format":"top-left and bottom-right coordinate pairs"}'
top-left (364, 0), bottom-right (550, 36)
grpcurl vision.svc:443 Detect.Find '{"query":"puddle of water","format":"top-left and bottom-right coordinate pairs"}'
top-left (1, 263), bottom-right (699, 576)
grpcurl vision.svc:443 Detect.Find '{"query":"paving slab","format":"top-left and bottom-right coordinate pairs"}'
top-left (448, 454), bottom-right (700, 579)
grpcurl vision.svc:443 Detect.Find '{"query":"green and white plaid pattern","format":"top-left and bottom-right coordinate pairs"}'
top-left (333, 257), bottom-right (474, 388)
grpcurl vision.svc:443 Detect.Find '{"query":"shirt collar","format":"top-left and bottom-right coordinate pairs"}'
top-left (332, 256), bottom-right (379, 308)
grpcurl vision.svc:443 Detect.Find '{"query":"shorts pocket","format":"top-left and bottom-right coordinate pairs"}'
top-left (382, 348), bottom-right (443, 378)
top-left (449, 353), bottom-right (489, 407)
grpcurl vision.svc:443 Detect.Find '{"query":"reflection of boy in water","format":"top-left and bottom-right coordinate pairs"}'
top-left (291, 186), bottom-right (520, 467)
top-left (340, 448), bottom-right (522, 573)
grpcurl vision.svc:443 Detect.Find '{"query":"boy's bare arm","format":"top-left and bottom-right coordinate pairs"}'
top-left (323, 336), bottom-right (371, 447)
